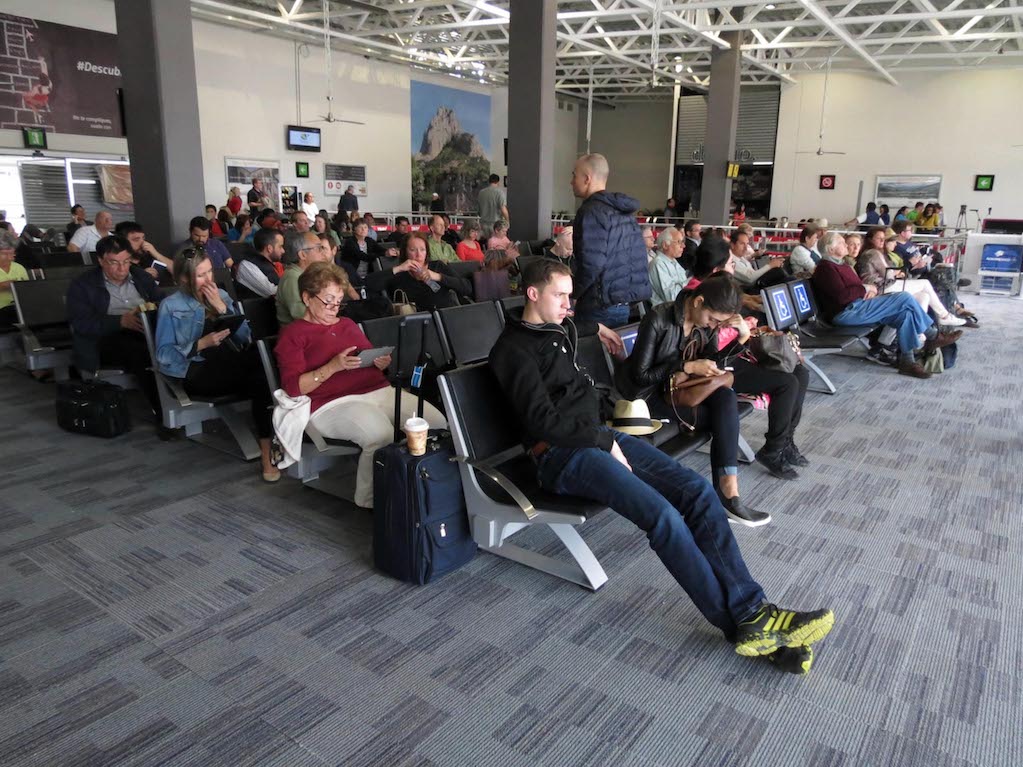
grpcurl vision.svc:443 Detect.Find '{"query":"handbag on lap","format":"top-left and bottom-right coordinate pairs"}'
top-left (663, 371), bottom-right (734, 431)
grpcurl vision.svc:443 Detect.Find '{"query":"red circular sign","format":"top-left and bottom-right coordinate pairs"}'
top-left (819, 175), bottom-right (836, 190)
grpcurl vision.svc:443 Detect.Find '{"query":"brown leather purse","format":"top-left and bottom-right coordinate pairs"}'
top-left (663, 371), bottom-right (735, 430)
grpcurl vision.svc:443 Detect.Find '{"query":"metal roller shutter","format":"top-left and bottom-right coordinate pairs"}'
top-left (675, 85), bottom-right (780, 164)
top-left (736, 87), bottom-right (780, 163)
top-left (18, 162), bottom-right (69, 232)
top-left (676, 95), bottom-right (708, 164)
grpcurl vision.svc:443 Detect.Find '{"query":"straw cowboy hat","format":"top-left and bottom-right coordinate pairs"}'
top-left (606, 399), bottom-right (663, 436)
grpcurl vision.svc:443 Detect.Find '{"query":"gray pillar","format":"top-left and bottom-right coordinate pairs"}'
top-left (115, 0), bottom-right (204, 254)
top-left (507, 1), bottom-right (557, 241)
top-left (699, 31), bottom-right (743, 225)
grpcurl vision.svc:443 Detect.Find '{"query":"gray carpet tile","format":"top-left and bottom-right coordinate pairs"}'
top-left (1, 294), bottom-right (1021, 766)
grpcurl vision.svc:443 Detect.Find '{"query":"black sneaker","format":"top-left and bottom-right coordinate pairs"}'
top-left (755, 450), bottom-right (799, 481)
top-left (734, 604), bottom-right (835, 657)
top-left (784, 442), bottom-right (809, 468)
top-left (765, 645), bottom-right (814, 675)
top-left (718, 494), bottom-right (771, 528)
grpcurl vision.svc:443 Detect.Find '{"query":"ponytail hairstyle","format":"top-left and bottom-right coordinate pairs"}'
top-left (684, 272), bottom-right (743, 315)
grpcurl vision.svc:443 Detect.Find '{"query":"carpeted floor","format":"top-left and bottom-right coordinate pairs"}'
top-left (1, 294), bottom-right (1020, 767)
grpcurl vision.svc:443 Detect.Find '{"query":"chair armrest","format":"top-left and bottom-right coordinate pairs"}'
top-left (453, 456), bottom-right (538, 521)
top-left (156, 371), bottom-right (193, 406)
top-left (304, 420), bottom-right (330, 451)
top-left (17, 325), bottom-right (50, 352)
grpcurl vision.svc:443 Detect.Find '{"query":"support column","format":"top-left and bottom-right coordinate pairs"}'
top-left (699, 31), bottom-right (743, 225)
top-left (114, 0), bottom-right (204, 254)
top-left (507, 1), bottom-right (557, 241)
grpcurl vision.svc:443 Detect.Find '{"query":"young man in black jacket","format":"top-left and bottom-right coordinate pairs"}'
top-left (489, 259), bottom-right (835, 674)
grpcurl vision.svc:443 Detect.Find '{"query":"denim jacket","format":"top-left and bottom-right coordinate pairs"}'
top-left (154, 289), bottom-right (250, 378)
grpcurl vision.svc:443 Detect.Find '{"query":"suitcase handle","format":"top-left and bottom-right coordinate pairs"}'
top-left (392, 316), bottom-right (430, 442)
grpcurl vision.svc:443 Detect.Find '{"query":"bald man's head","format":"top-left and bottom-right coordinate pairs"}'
top-left (571, 153), bottom-right (609, 199)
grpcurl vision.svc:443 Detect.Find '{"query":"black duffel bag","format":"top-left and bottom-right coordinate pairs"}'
top-left (56, 379), bottom-right (132, 438)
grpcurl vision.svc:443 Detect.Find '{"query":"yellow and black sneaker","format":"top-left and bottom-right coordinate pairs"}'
top-left (765, 645), bottom-right (814, 675)
top-left (734, 604), bottom-right (834, 657)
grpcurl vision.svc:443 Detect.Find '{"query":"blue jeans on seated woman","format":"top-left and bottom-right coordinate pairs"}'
top-left (536, 428), bottom-right (766, 638)
top-left (832, 292), bottom-right (933, 355)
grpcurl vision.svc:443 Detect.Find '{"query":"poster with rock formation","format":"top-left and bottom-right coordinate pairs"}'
top-left (410, 81), bottom-right (490, 214)
top-left (0, 13), bottom-right (123, 136)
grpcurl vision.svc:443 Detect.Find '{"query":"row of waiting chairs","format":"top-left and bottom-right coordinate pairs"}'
top-left (432, 277), bottom-right (875, 592)
top-left (8, 269), bottom-right (239, 380)
top-left (759, 278), bottom-right (878, 395)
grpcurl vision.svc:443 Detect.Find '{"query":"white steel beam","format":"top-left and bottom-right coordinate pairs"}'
top-left (779, 0), bottom-right (897, 83)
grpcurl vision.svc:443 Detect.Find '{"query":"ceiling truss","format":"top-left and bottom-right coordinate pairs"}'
top-left (191, 0), bottom-right (1023, 102)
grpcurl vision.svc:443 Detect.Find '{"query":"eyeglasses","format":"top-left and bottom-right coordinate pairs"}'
top-left (312, 295), bottom-right (343, 308)
top-left (300, 244), bottom-right (328, 253)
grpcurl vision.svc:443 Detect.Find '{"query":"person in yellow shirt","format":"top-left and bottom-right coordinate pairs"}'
top-left (0, 232), bottom-right (29, 328)
top-left (915, 204), bottom-right (941, 232)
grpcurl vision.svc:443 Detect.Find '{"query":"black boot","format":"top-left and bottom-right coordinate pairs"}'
top-left (755, 447), bottom-right (799, 480)
top-left (784, 439), bottom-right (809, 467)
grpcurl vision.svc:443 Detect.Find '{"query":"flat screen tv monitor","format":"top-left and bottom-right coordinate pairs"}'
top-left (286, 125), bottom-right (321, 152)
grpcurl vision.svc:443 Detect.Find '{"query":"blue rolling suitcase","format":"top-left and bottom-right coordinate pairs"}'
top-left (372, 316), bottom-right (476, 584)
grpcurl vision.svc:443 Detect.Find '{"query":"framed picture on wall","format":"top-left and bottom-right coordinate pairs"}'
top-left (226, 158), bottom-right (281, 211)
top-left (874, 174), bottom-right (941, 208)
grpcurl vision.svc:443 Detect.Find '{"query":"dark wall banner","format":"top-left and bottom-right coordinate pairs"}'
top-left (0, 13), bottom-right (123, 137)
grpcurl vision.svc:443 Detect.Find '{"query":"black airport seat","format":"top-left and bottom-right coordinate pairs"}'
top-left (434, 302), bottom-right (505, 366)
top-left (439, 363), bottom-right (608, 590)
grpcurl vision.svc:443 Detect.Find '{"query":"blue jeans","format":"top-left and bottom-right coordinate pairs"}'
top-left (833, 293), bottom-right (933, 354)
top-left (577, 303), bottom-right (630, 329)
top-left (536, 429), bottom-right (766, 638)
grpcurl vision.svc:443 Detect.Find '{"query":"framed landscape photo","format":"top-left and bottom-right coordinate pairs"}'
top-left (874, 174), bottom-right (941, 208)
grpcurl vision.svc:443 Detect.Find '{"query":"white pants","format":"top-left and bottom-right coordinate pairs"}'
top-left (310, 386), bottom-right (447, 508)
top-left (884, 278), bottom-right (953, 319)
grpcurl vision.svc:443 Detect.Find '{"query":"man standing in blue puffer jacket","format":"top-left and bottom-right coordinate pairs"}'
top-left (570, 153), bottom-right (652, 327)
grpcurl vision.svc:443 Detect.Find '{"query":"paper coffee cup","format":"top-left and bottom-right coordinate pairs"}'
top-left (404, 417), bottom-right (429, 456)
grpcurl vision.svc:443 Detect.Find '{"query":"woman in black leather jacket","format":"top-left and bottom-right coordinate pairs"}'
top-left (618, 275), bottom-right (769, 526)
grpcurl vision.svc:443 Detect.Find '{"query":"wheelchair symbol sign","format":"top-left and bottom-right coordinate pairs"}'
top-left (773, 293), bottom-right (793, 323)
top-left (792, 285), bottom-right (811, 314)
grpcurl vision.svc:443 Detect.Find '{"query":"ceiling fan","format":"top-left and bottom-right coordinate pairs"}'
top-left (796, 56), bottom-right (846, 157)
top-left (309, 0), bottom-right (365, 126)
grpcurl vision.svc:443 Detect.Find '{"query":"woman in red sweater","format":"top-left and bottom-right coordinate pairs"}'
top-left (456, 220), bottom-right (484, 262)
top-left (274, 262), bottom-right (447, 508)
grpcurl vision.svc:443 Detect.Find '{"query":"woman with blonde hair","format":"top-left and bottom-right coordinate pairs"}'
top-left (155, 248), bottom-right (278, 480)
top-left (226, 186), bottom-right (243, 217)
